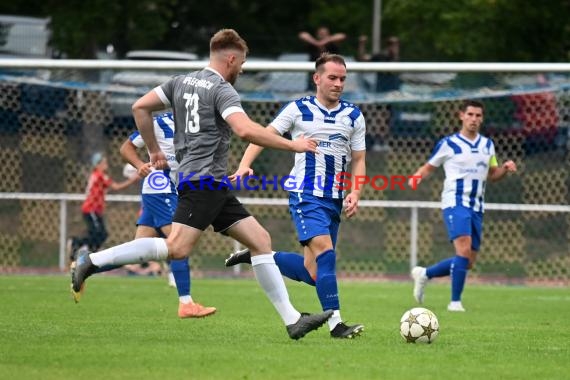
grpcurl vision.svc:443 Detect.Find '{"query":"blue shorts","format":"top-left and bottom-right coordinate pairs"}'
top-left (442, 205), bottom-right (483, 251)
top-left (137, 193), bottom-right (177, 229)
top-left (288, 192), bottom-right (343, 247)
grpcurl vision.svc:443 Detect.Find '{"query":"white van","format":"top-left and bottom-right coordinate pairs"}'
top-left (111, 50), bottom-right (199, 87)
top-left (0, 15), bottom-right (51, 57)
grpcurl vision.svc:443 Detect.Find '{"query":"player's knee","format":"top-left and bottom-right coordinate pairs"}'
top-left (165, 240), bottom-right (188, 260)
top-left (468, 254), bottom-right (477, 269)
top-left (255, 228), bottom-right (272, 250)
top-left (168, 250), bottom-right (186, 260)
top-left (303, 256), bottom-right (317, 277)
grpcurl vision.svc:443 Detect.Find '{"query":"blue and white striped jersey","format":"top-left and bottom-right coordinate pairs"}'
top-left (429, 133), bottom-right (497, 212)
top-left (129, 112), bottom-right (178, 194)
top-left (271, 96), bottom-right (366, 199)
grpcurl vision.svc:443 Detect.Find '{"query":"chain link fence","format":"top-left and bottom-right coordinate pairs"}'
top-left (0, 64), bottom-right (569, 284)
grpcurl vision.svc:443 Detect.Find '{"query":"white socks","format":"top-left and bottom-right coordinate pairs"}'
top-left (90, 238), bottom-right (168, 267)
top-left (328, 310), bottom-right (342, 330)
top-left (251, 253), bottom-right (301, 326)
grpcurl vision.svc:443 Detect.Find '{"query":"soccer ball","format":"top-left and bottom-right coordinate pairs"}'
top-left (122, 163), bottom-right (138, 178)
top-left (400, 307), bottom-right (439, 343)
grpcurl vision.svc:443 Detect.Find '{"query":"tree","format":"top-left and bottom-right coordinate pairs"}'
top-left (383, 0), bottom-right (570, 62)
top-left (44, 0), bottom-right (175, 58)
top-left (2, 0), bottom-right (568, 61)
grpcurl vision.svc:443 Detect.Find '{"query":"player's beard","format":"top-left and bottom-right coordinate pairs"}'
top-left (227, 70), bottom-right (238, 85)
top-left (328, 88), bottom-right (342, 103)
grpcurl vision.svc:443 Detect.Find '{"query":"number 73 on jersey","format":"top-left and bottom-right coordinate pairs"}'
top-left (183, 92), bottom-right (200, 133)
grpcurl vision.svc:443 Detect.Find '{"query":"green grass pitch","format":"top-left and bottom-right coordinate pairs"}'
top-left (1, 275), bottom-right (568, 379)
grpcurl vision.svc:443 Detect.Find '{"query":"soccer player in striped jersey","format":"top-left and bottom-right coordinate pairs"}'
top-left (226, 53), bottom-right (366, 338)
top-left (121, 112), bottom-right (208, 318)
top-left (409, 99), bottom-right (517, 312)
top-left (71, 113), bottom-right (205, 318)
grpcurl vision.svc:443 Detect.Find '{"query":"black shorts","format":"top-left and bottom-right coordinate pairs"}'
top-left (173, 184), bottom-right (251, 233)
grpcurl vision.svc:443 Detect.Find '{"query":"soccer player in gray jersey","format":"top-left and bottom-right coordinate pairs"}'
top-left (72, 28), bottom-right (332, 339)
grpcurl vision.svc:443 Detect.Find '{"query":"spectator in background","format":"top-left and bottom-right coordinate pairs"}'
top-left (299, 27), bottom-right (346, 61)
top-left (69, 153), bottom-right (139, 258)
top-left (358, 35), bottom-right (401, 92)
top-left (299, 26), bottom-right (346, 90)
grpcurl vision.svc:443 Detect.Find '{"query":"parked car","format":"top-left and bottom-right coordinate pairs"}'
top-left (0, 15), bottom-right (52, 79)
top-left (239, 53), bottom-right (373, 102)
top-left (110, 50), bottom-right (199, 87)
top-left (107, 50), bottom-right (199, 116)
top-left (0, 15), bottom-right (51, 58)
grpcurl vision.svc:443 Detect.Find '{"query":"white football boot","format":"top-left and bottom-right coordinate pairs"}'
top-left (447, 301), bottom-right (466, 312)
top-left (411, 266), bottom-right (428, 304)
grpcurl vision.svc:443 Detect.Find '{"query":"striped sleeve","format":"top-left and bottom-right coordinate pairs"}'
top-left (129, 131), bottom-right (145, 148)
top-left (428, 138), bottom-right (449, 167)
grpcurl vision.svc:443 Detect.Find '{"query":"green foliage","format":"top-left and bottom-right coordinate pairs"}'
top-left (2, 0), bottom-right (569, 60)
top-left (1, 276), bottom-right (569, 379)
top-left (385, 0), bottom-right (570, 61)
top-left (41, 0), bottom-right (176, 58)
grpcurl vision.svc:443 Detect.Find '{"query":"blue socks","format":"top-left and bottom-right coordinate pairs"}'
top-left (273, 249), bottom-right (340, 311)
top-left (87, 257), bottom-right (190, 299)
top-left (89, 259), bottom-right (191, 298)
top-left (450, 256), bottom-right (469, 301)
top-left (426, 257), bottom-right (454, 279)
top-left (424, 255), bottom-right (469, 302)
top-left (315, 249), bottom-right (339, 311)
top-left (170, 258), bottom-right (190, 297)
top-left (274, 251), bottom-right (315, 286)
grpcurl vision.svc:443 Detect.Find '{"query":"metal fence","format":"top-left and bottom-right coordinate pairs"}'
top-left (0, 60), bottom-right (569, 284)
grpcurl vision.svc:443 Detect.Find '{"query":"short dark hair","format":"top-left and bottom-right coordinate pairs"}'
top-left (210, 29), bottom-right (249, 55)
top-left (460, 99), bottom-right (484, 112)
top-left (315, 53), bottom-right (346, 72)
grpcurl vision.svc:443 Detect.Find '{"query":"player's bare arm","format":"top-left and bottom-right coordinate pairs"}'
top-left (229, 125), bottom-right (280, 181)
top-left (132, 91), bottom-right (168, 169)
top-left (119, 140), bottom-right (146, 171)
top-left (228, 144), bottom-right (264, 182)
top-left (226, 112), bottom-right (317, 153)
top-left (119, 140), bottom-right (153, 178)
top-left (344, 150), bottom-right (366, 218)
top-left (488, 160), bottom-right (517, 182)
top-left (409, 163), bottom-right (437, 189)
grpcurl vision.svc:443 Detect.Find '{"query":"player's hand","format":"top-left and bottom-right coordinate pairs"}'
top-left (408, 175), bottom-right (422, 190)
top-left (229, 166), bottom-right (254, 182)
top-left (343, 192), bottom-right (360, 219)
top-left (137, 162), bottom-right (154, 178)
top-left (292, 134), bottom-right (318, 153)
top-left (502, 160), bottom-right (517, 173)
top-left (149, 151), bottom-right (169, 170)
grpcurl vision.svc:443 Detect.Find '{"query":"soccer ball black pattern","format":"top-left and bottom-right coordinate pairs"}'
top-left (400, 307), bottom-right (439, 343)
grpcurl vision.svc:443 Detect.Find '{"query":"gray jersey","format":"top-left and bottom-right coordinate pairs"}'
top-left (154, 67), bottom-right (244, 181)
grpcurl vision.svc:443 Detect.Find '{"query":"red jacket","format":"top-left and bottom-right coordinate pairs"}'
top-left (81, 169), bottom-right (112, 215)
